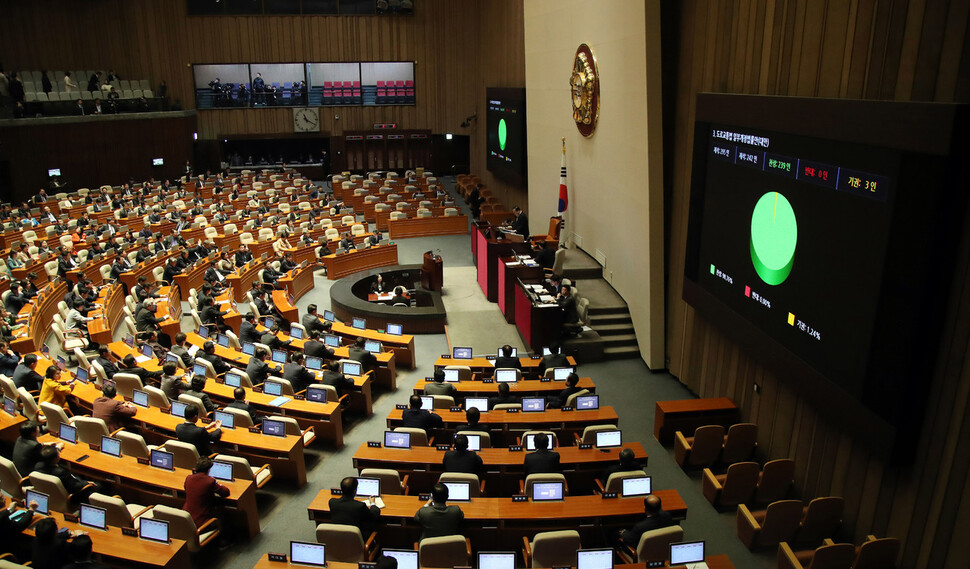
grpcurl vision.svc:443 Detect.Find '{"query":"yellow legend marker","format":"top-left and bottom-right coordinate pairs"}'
top-left (787, 313), bottom-right (795, 326)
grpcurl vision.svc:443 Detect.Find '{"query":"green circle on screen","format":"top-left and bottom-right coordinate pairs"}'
top-left (750, 191), bottom-right (797, 286)
top-left (498, 119), bottom-right (507, 151)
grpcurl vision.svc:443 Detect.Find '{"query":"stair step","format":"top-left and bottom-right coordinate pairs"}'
top-left (602, 334), bottom-right (638, 347)
top-left (587, 305), bottom-right (631, 316)
top-left (592, 323), bottom-right (635, 335)
top-left (603, 345), bottom-right (641, 359)
top-left (588, 314), bottom-right (632, 326)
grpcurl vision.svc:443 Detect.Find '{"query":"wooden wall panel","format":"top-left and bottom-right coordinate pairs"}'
top-left (665, 1), bottom-right (970, 567)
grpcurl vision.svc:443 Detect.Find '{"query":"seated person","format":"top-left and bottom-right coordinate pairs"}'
top-left (92, 383), bottom-right (137, 432)
top-left (183, 375), bottom-right (218, 414)
top-left (338, 233), bottom-right (355, 251)
top-left (494, 345), bottom-right (521, 370)
top-left (170, 332), bottom-right (196, 368)
top-left (523, 433), bottom-right (561, 476)
top-left (12, 353), bottom-right (44, 392)
top-left (389, 287), bottom-right (409, 306)
top-left (175, 404), bottom-right (222, 456)
top-left (160, 361), bottom-right (191, 400)
top-left (537, 343), bottom-right (570, 376)
top-left (329, 476), bottom-right (381, 536)
top-left (320, 360), bottom-right (355, 397)
top-left (198, 341), bottom-right (231, 376)
top-left (413, 483), bottom-right (464, 540)
top-left (442, 434), bottom-right (483, 476)
top-left (401, 394), bottom-right (443, 431)
top-left (239, 312), bottom-right (261, 344)
top-left (301, 304), bottom-right (329, 334)
top-left (13, 422), bottom-right (59, 476)
top-left (199, 297), bottom-right (230, 333)
top-left (548, 372), bottom-right (582, 408)
top-left (246, 348), bottom-right (272, 385)
top-left (182, 456), bottom-right (230, 532)
top-left (348, 337), bottom-right (377, 373)
top-left (94, 347), bottom-right (119, 380)
top-left (260, 324), bottom-right (292, 351)
top-left (117, 354), bottom-right (164, 383)
top-left (487, 383), bottom-right (516, 409)
top-left (34, 446), bottom-right (100, 505)
top-left (424, 368), bottom-right (457, 397)
top-left (369, 274), bottom-right (387, 293)
top-left (304, 330), bottom-right (335, 359)
top-left (599, 447), bottom-right (645, 486)
top-left (227, 387), bottom-right (262, 425)
top-left (455, 407), bottom-right (490, 433)
top-left (31, 517), bottom-right (74, 569)
top-left (283, 352), bottom-right (316, 394)
top-left (616, 495), bottom-right (674, 549)
top-left (64, 534), bottom-right (103, 569)
top-left (39, 367), bottom-right (75, 412)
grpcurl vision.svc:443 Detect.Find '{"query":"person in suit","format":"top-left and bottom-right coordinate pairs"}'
top-left (160, 361), bottom-right (191, 400)
top-left (348, 336), bottom-right (377, 373)
top-left (369, 274), bottom-right (387, 293)
top-left (182, 456), bottom-right (230, 530)
top-left (4, 283), bottom-right (28, 315)
top-left (227, 387), bottom-right (261, 425)
top-left (136, 299), bottom-right (171, 347)
top-left (92, 383), bottom-right (137, 432)
top-left (616, 495), bottom-right (675, 548)
top-left (493, 345), bottom-right (521, 370)
top-left (109, 253), bottom-right (132, 281)
top-left (455, 407), bottom-right (490, 433)
top-left (94, 346), bottom-right (119, 380)
top-left (487, 383), bottom-right (516, 409)
top-left (204, 260), bottom-right (228, 290)
top-left (305, 330), bottom-right (335, 359)
top-left (63, 534), bottom-right (106, 569)
top-left (523, 433), bottom-right (561, 476)
top-left (302, 304), bottom-right (328, 334)
top-left (260, 324), bottom-right (292, 351)
top-left (169, 332), bottom-right (195, 368)
top-left (253, 290), bottom-right (289, 328)
top-left (132, 276), bottom-right (160, 302)
top-left (283, 352), bottom-right (316, 394)
top-left (176, 404), bottom-right (222, 456)
top-left (117, 354), bottom-right (164, 383)
top-left (234, 244), bottom-right (253, 268)
top-left (12, 354), bottom-right (44, 392)
top-left (390, 286), bottom-right (409, 306)
top-left (239, 313), bottom-right (261, 344)
top-left (198, 341), bottom-right (231, 376)
top-left (31, 517), bottom-right (74, 569)
top-left (442, 434), bottom-right (483, 475)
top-left (413, 483), bottom-right (464, 540)
top-left (366, 230), bottom-right (383, 247)
top-left (34, 445), bottom-right (100, 504)
top-left (599, 448), bottom-right (646, 486)
top-left (319, 360), bottom-right (354, 397)
top-left (0, 342), bottom-right (19, 378)
top-left (402, 394), bottom-right (444, 431)
top-left (339, 233), bottom-right (355, 251)
top-left (537, 344), bottom-right (570, 376)
top-left (424, 368), bottom-right (457, 397)
top-left (13, 422), bottom-right (55, 476)
top-left (510, 206), bottom-right (530, 239)
top-left (549, 373), bottom-right (583, 409)
top-left (246, 348), bottom-right (272, 386)
top-left (134, 243), bottom-right (153, 263)
top-left (330, 476), bottom-right (381, 536)
top-left (199, 297), bottom-right (230, 333)
top-left (73, 98), bottom-right (85, 116)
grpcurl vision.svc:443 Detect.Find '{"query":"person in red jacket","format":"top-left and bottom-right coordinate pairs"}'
top-left (182, 456), bottom-right (230, 539)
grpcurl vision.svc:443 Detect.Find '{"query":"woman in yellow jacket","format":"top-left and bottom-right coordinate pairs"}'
top-left (40, 366), bottom-right (75, 412)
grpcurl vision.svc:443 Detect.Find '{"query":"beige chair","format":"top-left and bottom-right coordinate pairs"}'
top-left (390, 211), bottom-right (406, 221)
top-left (522, 430), bottom-right (558, 448)
top-left (629, 525), bottom-right (685, 565)
top-left (722, 422), bottom-right (758, 464)
top-left (315, 523), bottom-right (378, 562)
top-left (418, 535), bottom-right (471, 568)
top-left (112, 373), bottom-right (143, 399)
top-left (754, 458), bottom-right (796, 505)
top-left (795, 497), bottom-right (844, 546)
top-left (393, 426), bottom-right (429, 446)
top-left (341, 215), bottom-right (355, 225)
top-left (522, 530), bottom-right (581, 568)
top-left (578, 424), bottom-right (616, 444)
top-left (149, 504), bottom-right (220, 553)
top-left (359, 468), bottom-right (409, 495)
top-left (461, 430), bottom-right (491, 448)
top-left (431, 395), bottom-right (455, 409)
top-left (565, 389), bottom-right (591, 408)
top-left (74, 416), bottom-right (111, 445)
top-left (674, 425), bottom-right (725, 468)
top-left (29, 472), bottom-right (87, 514)
top-left (116, 431), bottom-right (157, 459)
top-left (17, 388), bottom-right (44, 424)
top-left (221, 406), bottom-right (255, 428)
top-left (212, 454), bottom-right (273, 488)
top-left (271, 415), bottom-right (316, 446)
top-left (439, 472), bottom-right (484, 497)
top-left (852, 535), bottom-right (900, 569)
top-left (0, 375), bottom-right (17, 402)
top-left (702, 461), bottom-right (760, 510)
top-left (143, 385), bottom-right (170, 408)
top-left (161, 440), bottom-right (203, 470)
top-left (89, 492), bottom-right (152, 529)
top-left (351, 223), bottom-right (366, 236)
top-left (599, 469), bottom-right (649, 494)
top-left (0, 456), bottom-right (28, 501)
top-left (444, 365), bottom-right (472, 381)
top-left (444, 208), bottom-right (459, 217)
top-left (523, 473), bottom-right (567, 497)
top-left (39, 402), bottom-right (73, 435)
top-left (325, 228), bottom-right (340, 240)
top-left (737, 499), bottom-right (803, 550)
top-left (178, 393), bottom-right (208, 419)
top-left (777, 541), bottom-right (856, 569)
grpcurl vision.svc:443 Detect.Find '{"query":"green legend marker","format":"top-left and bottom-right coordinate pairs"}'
top-left (498, 118), bottom-right (508, 151)
top-left (750, 191), bottom-right (797, 286)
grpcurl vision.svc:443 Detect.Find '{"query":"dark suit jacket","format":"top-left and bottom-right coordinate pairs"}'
top-left (559, 295), bottom-right (579, 324)
top-left (537, 354), bottom-right (570, 376)
top-left (494, 356), bottom-right (521, 370)
top-left (619, 511), bottom-right (675, 547)
top-left (227, 400), bottom-right (261, 425)
top-left (12, 364), bottom-right (43, 392)
top-left (95, 356), bottom-right (119, 379)
top-left (13, 437), bottom-right (42, 475)
top-left (4, 293), bottom-right (27, 315)
top-left (401, 408), bottom-right (443, 431)
top-left (246, 359), bottom-right (271, 385)
top-left (320, 370), bottom-right (354, 396)
top-left (239, 321), bottom-right (260, 344)
top-left (523, 449), bottom-right (561, 476)
top-left (455, 422), bottom-right (491, 433)
top-left (414, 504), bottom-right (464, 540)
top-left (283, 363), bottom-right (315, 393)
top-left (443, 449), bottom-right (483, 475)
top-left (234, 251), bottom-right (252, 267)
top-left (176, 422), bottom-right (222, 456)
top-left (119, 365), bottom-right (163, 382)
top-left (199, 352), bottom-right (231, 375)
top-left (260, 332), bottom-right (289, 351)
top-left (301, 314), bottom-right (327, 334)
top-left (329, 495), bottom-right (381, 536)
top-left (304, 340), bottom-right (334, 359)
top-left (550, 386), bottom-right (583, 408)
top-left (163, 265), bottom-right (181, 283)
top-left (135, 307), bottom-right (163, 332)
top-left (348, 346), bottom-right (376, 371)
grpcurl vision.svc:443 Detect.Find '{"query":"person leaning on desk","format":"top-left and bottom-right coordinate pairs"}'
top-left (176, 403), bottom-right (222, 456)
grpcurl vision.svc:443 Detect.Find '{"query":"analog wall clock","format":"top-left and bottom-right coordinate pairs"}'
top-left (293, 107), bottom-right (320, 133)
top-left (569, 43), bottom-right (599, 137)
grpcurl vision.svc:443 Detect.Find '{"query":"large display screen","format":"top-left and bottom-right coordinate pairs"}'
top-left (683, 94), bottom-right (968, 460)
top-left (486, 87), bottom-right (527, 183)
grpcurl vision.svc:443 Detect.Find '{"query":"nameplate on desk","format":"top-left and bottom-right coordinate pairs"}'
top-left (367, 441), bottom-right (382, 448)
top-left (435, 444), bottom-right (450, 451)
top-left (123, 396), bottom-right (133, 402)
top-left (160, 407), bottom-right (170, 414)
top-left (64, 513), bottom-right (79, 523)
top-left (531, 355), bottom-right (542, 360)
top-left (248, 426), bottom-right (261, 433)
top-left (88, 444), bottom-right (101, 453)
top-left (359, 563), bottom-right (377, 569)
top-left (512, 495), bottom-right (528, 502)
top-left (252, 386), bottom-right (263, 393)
top-left (395, 404), bottom-right (407, 410)
top-left (540, 377), bottom-right (551, 382)
top-left (509, 445), bottom-right (523, 452)
top-left (601, 492), bottom-right (618, 499)
top-left (201, 417), bottom-right (212, 424)
top-left (449, 406), bottom-right (461, 412)
top-left (268, 553), bottom-right (288, 563)
top-left (483, 379), bottom-right (494, 384)
top-left (214, 377), bottom-right (224, 384)
top-left (294, 394), bottom-right (305, 401)
top-left (441, 354), bottom-right (451, 359)
top-left (561, 406), bottom-right (574, 412)
top-left (330, 488), bottom-right (343, 495)
top-left (136, 457), bottom-right (150, 465)
top-left (122, 527), bottom-right (138, 537)
top-left (645, 563), bottom-right (663, 568)
top-left (505, 408), bottom-right (519, 413)
top-left (418, 493), bottom-right (431, 501)
top-left (578, 443), bottom-right (593, 450)
top-left (485, 355), bottom-right (496, 360)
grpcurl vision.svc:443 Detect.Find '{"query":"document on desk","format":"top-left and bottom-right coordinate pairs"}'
top-left (134, 354), bottom-right (152, 364)
top-left (267, 396), bottom-right (291, 407)
top-left (187, 344), bottom-right (200, 356)
top-left (527, 284), bottom-right (546, 292)
top-left (506, 261), bottom-right (522, 267)
top-left (538, 294), bottom-right (556, 302)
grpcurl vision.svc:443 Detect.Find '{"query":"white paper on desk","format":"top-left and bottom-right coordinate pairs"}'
top-left (539, 295), bottom-right (555, 302)
top-left (267, 396), bottom-right (291, 407)
top-left (187, 344), bottom-right (200, 356)
top-left (217, 299), bottom-right (230, 305)
top-left (134, 355), bottom-right (152, 364)
top-left (374, 497), bottom-right (386, 509)
top-left (523, 261), bottom-right (538, 267)
top-left (505, 261), bottom-right (521, 267)
top-left (528, 284), bottom-right (546, 291)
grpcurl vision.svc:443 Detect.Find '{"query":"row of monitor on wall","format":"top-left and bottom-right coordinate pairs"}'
top-left (193, 62), bottom-right (415, 109)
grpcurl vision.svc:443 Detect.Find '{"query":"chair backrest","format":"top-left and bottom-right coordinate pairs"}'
top-left (687, 425), bottom-right (726, 466)
top-left (636, 525), bottom-right (685, 564)
top-left (143, 385), bottom-right (170, 408)
top-left (722, 422), bottom-right (758, 464)
top-left (89, 492), bottom-right (137, 528)
top-left (439, 472), bottom-right (481, 497)
top-left (758, 500), bottom-right (804, 548)
top-left (0, 456), bottom-right (27, 500)
top-left (74, 416), bottom-right (110, 445)
top-left (419, 535), bottom-right (469, 568)
top-left (852, 537), bottom-right (900, 569)
top-left (531, 530), bottom-right (581, 568)
top-left (431, 395), bottom-right (455, 409)
top-left (492, 403), bottom-right (522, 411)
top-left (444, 365), bottom-right (471, 381)
top-left (359, 468), bottom-right (405, 495)
top-left (522, 431), bottom-right (558, 448)
top-left (212, 454), bottom-right (256, 481)
top-left (0, 375), bottom-right (16, 401)
top-left (112, 372), bottom-right (143, 398)
top-left (580, 423), bottom-right (618, 444)
top-left (222, 406), bottom-right (254, 428)
top-left (163, 440), bottom-right (201, 470)
top-left (29, 472), bottom-right (71, 513)
top-left (17, 388), bottom-right (41, 423)
top-left (719, 461), bottom-right (760, 507)
top-left (150, 504), bottom-right (204, 552)
top-left (116, 431), bottom-right (152, 459)
top-left (797, 497), bottom-right (844, 545)
top-left (39, 402), bottom-right (70, 434)
top-left (524, 473), bottom-right (566, 497)
top-left (804, 543), bottom-right (856, 569)
top-left (603, 469), bottom-right (649, 494)
top-left (756, 459), bottom-right (795, 505)
top-left (393, 426), bottom-right (429, 446)
top-left (315, 523), bottom-right (366, 562)
top-left (178, 393), bottom-right (208, 419)
top-left (462, 430), bottom-right (491, 448)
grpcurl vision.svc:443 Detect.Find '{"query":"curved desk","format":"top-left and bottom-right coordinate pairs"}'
top-left (321, 244), bottom-right (398, 280)
top-left (330, 264), bottom-right (446, 334)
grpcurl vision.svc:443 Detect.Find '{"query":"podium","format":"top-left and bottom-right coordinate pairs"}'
top-left (422, 251), bottom-right (443, 291)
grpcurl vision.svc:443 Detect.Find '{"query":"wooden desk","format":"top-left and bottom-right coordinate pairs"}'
top-left (514, 280), bottom-right (563, 352)
top-left (322, 244), bottom-right (398, 280)
top-left (412, 377), bottom-right (596, 397)
top-left (0, 410), bottom-right (26, 445)
top-left (11, 281), bottom-right (67, 354)
top-left (351, 442), bottom-right (647, 496)
top-left (433, 356), bottom-right (577, 379)
top-left (22, 510), bottom-right (190, 569)
top-left (272, 290), bottom-right (300, 325)
top-left (498, 256), bottom-right (544, 324)
top-left (308, 489), bottom-right (686, 550)
top-left (654, 398), bottom-right (740, 445)
top-left (278, 263), bottom-right (315, 300)
top-left (473, 223), bottom-right (532, 302)
top-left (387, 215), bottom-right (468, 239)
top-left (88, 283), bottom-right (126, 346)
top-left (251, 554), bottom-right (735, 569)
top-left (171, 259), bottom-right (209, 299)
top-left (331, 320), bottom-right (416, 370)
top-left (40, 434), bottom-right (261, 539)
top-left (226, 258), bottom-right (267, 303)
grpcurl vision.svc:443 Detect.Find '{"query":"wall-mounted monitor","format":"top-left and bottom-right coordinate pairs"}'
top-left (486, 87), bottom-right (527, 185)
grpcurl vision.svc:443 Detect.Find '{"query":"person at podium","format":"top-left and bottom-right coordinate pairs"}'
top-left (509, 206), bottom-right (530, 240)
top-left (370, 274), bottom-right (387, 293)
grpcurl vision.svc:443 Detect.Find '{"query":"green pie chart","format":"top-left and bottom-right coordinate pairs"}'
top-left (750, 191), bottom-right (797, 286)
top-left (498, 118), bottom-right (508, 151)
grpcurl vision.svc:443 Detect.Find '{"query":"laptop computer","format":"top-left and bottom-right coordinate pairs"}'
top-left (364, 340), bottom-right (381, 353)
top-left (59, 423), bottom-right (77, 444)
top-left (271, 349), bottom-right (287, 364)
top-left (576, 549), bottom-right (614, 569)
top-left (443, 368), bottom-right (459, 382)
top-left (79, 504), bottom-right (107, 531)
top-left (386, 323), bottom-right (403, 336)
top-left (524, 434), bottom-right (553, 451)
top-left (384, 430), bottom-right (410, 449)
top-left (26, 489), bottom-right (49, 515)
top-left (595, 429), bottom-right (622, 448)
top-left (322, 310), bottom-right (335, 322)
top-left (262, 418), bottom-right (286, 437)
top-left (355, 477), bottom-right (381, 498)
top-left (3, 396), bottom-right (16, 416)
top-left (100, 435), bottom-right (122, 457)
top-left (323, 334), bottom-right (340, 347)
top-left (463, 433), bottom-right (482, 451)
top-left (420, 395), bottom-right (434, 409)
top-left (553, 367), bottom-right (574, 381)
top-left (197, 325), bottom-right (208, 338)
top-left (224, 372), bottom-right (242, 388)
top-left (478, 552), bottom-right (516, 569)
top-left (241, 342), bottom-right (256, 356)
top-left (263, 317), bottom-right (275, 328)
top-left (522, 397), bottom-right (546, 412)
top-left (139, 518), bottom-right (170, 544)
top-left (669, 541), bottom-right (707, 569)
top-left (306, 385), bottom-right (329, 403)
top-left (217, 334), bottom-right (230, 348)
top-left (170, 400), bottom-right (188, 418)
top-left (352, 317), bottom-right (366, 330)
top-left (213, 410), bottom-right (235, 429)
top-left (75, 367), bottom-right (89, 383)
top-left (290, 541), bottom-right (326, 567)
top-left (306, 356), bottom-right (322, 370)
top-left (621, 476), bottom-right (652, 497)
top-left (289, 325), bottom-right (304, 339)
top-left (132, 389), bottom-right (149, 408)
top-left (264, 380), bottom-right (283, 396)
top-left (341, 361), bottom-right (361, 376)
top-left (192, 363), bottom-right (208, 378)
top-left (531, 481), bottom-right (565, 501)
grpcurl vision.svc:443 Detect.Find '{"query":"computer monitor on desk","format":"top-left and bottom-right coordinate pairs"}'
top-left (452, 347), bottom-right (473, 360)
top-left (382, 549), bottom-right (418, 569)
top-left (478, 552), bottom-right (516, 569)
top-left (384, 430), bottom-right (410, 449)
top-left (443, 368), bottom-right (459, 382)
top-left (576, 549), bottom-right (614, 569)
top-left (465, 397), bottom-right (488, 412)
top-left (341, 361), bottom-right (362, 376)
top-left (669, 541), bottom-right (706, 569)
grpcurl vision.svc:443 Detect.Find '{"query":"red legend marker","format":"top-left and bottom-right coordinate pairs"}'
top-left (744, 286), bottom-right (751, 297)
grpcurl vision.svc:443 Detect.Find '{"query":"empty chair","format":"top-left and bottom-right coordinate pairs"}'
top-left (702, 461), bottom-right (760, 510)
top-left (212, 454), bottom-right (272, 488)
top-left (220, 406), bottom-right (254, 429)
top-left (325, 228), bottom-right (340, 240)
top-left (161, 440), bottom-right (202, 470)
top-left (143, 386), bottom-right (169, 409)
top-left (777, 541), bottom-right (855, 569)
top-left (0, 456), bottom-right (28, 501)
top-left (315, 523), bottom-right (377, 562)
top-left (178, 393), bottom-right (208, 419)
top-left (674, 424), bottom-right (725, 469)
top-left (621, 525), bottom-right (685, 565)
top-left (737, 499), bottom-right (803, 550)
top-left (390, 211), bottom-right (406, 221)
top-left (89, 493), bottom-right (152, 529)
top-left (795, 497), bottom-right (844, 546)
top-left (351, 223), bottom-right (366, 236)
top-left (116, 431), bottom-right (156, 459)
top-left (754, 459), bottom-right (795, 505)
top-left (852, 535), bottom-right (900, 569)
top-left (39, 402), bottom-right (73, 435)
top-left (17, 388), bottom-right (44, 425)
top-left (418, 535), bottom-right (470, 568)
top-left (0, 375), bottom-right (17, 404)
top-left (444, 208), bottom-right (459, 216)
top-left (444, 365), bottom-right (472, 381)
top-left (341, 215), bottom-right (355, 225)
top-left (112, 373), bottom-right (143, 399)
top-left (439, 472), bottom-right (483, 497)
top-left (721, 422), bottom-right (758, 464)
top-left (523, 473), bottom-right (567, 497)
top-left (271, 415), bottom-right (316, 446)
top-left (149, 504), bottom-right (220, 553)
top-left (393, 426), bottom-right (429, 446)
top-left (579, 424), bottom-right (618, 444)
top-left (74, 417), bottom-right (111, 445)
top-left (430, 395), bottom-right (455, 409)
top-left (359, 468), bottom-right (409, 495)
top-left (523, 530), bottom-right (581, 568)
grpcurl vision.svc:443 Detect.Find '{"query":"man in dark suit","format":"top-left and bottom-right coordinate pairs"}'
top-left (12, 354), bottom-right (44, 392)
top-left (134, 244), bottom-right (153, 264)
top-left (283, 353), bottom-right (316, 394)
top-left (109, 253), bottom-right (131, 281)
top-left (260, 324), bottom-right (291, 351)
top-left (510, 206), bottom-right (530, 240)
top-left (455, 407), bottom-right (490, 433)
top-left (617, 495), bottom-right (675, 548)
top-left (239, 313), bottom-right (261, 344)
top-left (442, 434), bottom-right (483, 475)
top-left (339, 233), bottom-right (355, 251)
top-left (34, 445), bottom-right (99, 504)
top-left (348, 337), bottom-right (376, 373)
top-left (301, 304), bottom-right (328, 335)
top-left (401, 394), bottom-right (443, 431)
top-left (199, 297), bottom-right (230, 333)
top-left (549, 372), bottom-right (583, 408)
top-left (389, 287), bottom-right (409, 306)
top-left (234, 245), bottom-right (253, 268)
top-left (599, 448), bottom-right (646, 486)
top-left (227, 387), bottom-right (261, 425)
top-left (169, 332), bottom-right (195, 368)
top-left (176, 404), bottom-right (222, 456)
top-left (329, 477), bottom-right (381, 536)
top-left (413, 483), bottom-right (464, 540)
top-left (537, 344), bottom-right (570, 376)
top-left (304, 330), bottom-right (335, 360)
top-left (523, 433), bottom-right (561, 476)
top-left (183, 375), bottom-right (218, 414)
top-left (203, 260), bottom-right (228, 291)
top-left (162, 257), bottom-right (182, 284)
top-left (493, 345), bottom-right (521, 370)
top-left (12, 422), bottom-right (47, 475)
top-left (487, 383), bottom-right (516, 409)
top-left (423, 368), bottom-right (457, 397)
top-left (136, 299), bottom-right (171, 347)
top-left (94, 347), bottom-right (119, 380)
top-left (4, 283), bottom-right (28, 315)
top-left (118, 354), bottom-right (164, 383)
top-left (246, 348), bottom-right (272, 386)
top-left (197, 341), bottom-right (231, 376)
top-left (320, 361), bottom-right (354, 397)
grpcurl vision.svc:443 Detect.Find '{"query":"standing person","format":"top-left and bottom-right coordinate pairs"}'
top-left (63, 71), bottom-right (78, 92)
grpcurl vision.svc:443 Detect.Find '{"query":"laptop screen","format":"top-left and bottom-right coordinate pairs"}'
top-left (262, 419), bottom-right (286, 437)
top-left (497, 347), bottom-right (518, 357)
top-left (306, 385), bottom-right (328, 403)
top-left (197, 325), bottom-right (208, 338)
top-left (522, 397), bottom-right (545, 412)
top-left (192, 363), bottom-right (207, 377)
top-left (263, 317), bottom-right (275, 328)
top-left (420, 395), bottom-right (434, 410)
top-left (139, 518), bottom-right (170, 543)
top-left (3, 396), bottom-right (16, 416)
top-left (323, 310), bottom-right (335, 322)
top-left (464, 397), bottom-right (488, 412)
top-left (242, 342), bottom-right (256, 356)
top-left (224, 373), bottom-right (241, 388)
top-left (59, 423), bottom-right (77, 444)
top-left (170, 400), bottom-right (188, 418)
top-left (670, 542), bottom-right (705, 565)
top-left (79, 504), bottom-right (107, 530)
top-left (289, 325), bottom-right (304, 339)
top-left (621, 476), bottom-right (652, 497)
top-left (209, 460), bottom-right (234, 482)
top-left (290, 541), bottom-right (326, 567)
top-left (123, 336), bottom-right (134, 348)
top-left (443, 368), bottom-right (459, 382)
top-left (386, 323), bottom-right (403, 336)
top-left (341, 361), bottom-right (361, 376)
top-left (217, 334), bottom-right (230, 348)
top-left (542, 347), bottom-right (553, 356)
top-left (577, 549), bottom-right (614, 569)
top-left (150, 449), bottom-right (174, 470)
top-left (264, 381), bottom-right (283, 396)
top-left (531, 481), bottom-right (565, 501)
top-left (443, 481), bottom-right (471, 501)
top-left (464, 433), bottom-right (482, 452)
top-left (478, 552), bottom-right (516, 569)
top-left (132, 389), bottom-right (149, 407)
top-left (306, 356), bottom-right (322, 370)
top-left (213, 410), bottom-right (235, 429)
top-left (352, 317), bottom-right (366, 330)
top-left (553, 367), bottom-right (574, 381)
top-left (75, 367), bottom-right (89, 383)
top-left (323, 334), bottom-right (340, 347)
top-left (26, 489), bottom-right (49, 514)
top-left (576, 395), bottom-right (599, 410)
top-left (271, 350), bottom-right (287, 364)
top-left (596, 430), bottom-right (622, 448)
top-left (452, 347), bottom-right (473, 359)
top-left (524, 434), bottom-right (553, 451)
top-left (100, 435), bottom-right (122, 457)
top-left (384, 430), bottom-right (410, 449)
top-left (141, 344), bottom-right (153, 357)
top-left (495, 369), bottom-right (517, 383)
top-left (364, 340), bottom-right (381, 353)
top-left (383, 549), bottom-right (418, 569)
top-left (355, 477), bottom-right (381, 498)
